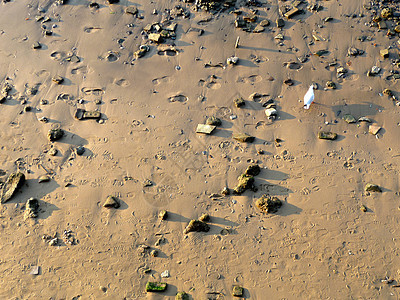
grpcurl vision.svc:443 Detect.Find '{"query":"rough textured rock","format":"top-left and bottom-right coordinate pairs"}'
top-left (256, 194), bottom-right (282, 213)
top-left (365, 183), bottom-right (382, 193)
top-left (233, 174), bottom-right (255, 194)
top-left (233, 133), bottom-right (255, 143)
top-left (48, 128), bottom-right (64, 142)
top-left (183, 219), bottom-right (210, 234)
top-left (232, 285), bottom-right (244, 297)
top-left (24, 198), bottom-right (39, 219)
top-left (244, 164), bottom-right (261, 176)
top-left (176, 291), bottom-right (189, 300)
top-left (205, 116), bottom-right (222, 126)
top-left (1, 172), bottom-right (25, 203)
top-left (103, 195), bottom-right (120, 208)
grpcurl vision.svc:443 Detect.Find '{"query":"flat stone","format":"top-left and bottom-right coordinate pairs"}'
top-left (146, 282), bottom-right (167, 292)
top-left (183, 219), bottom-right (210, 234)
top-left (314, 49), bottom-right (329, 57)
top-left (365, 183), bottom-right (382, 192)
top-left (48, 128), bottom-right (64, 142)
top-left (378, 20), bottom-right (387, 29)
top-left (369, 124), bottom-right (381, 135)
top-left (284, 7), bottom-right (300, 19)
top-left (232, 285), bottom-right (244, 297)
top-left (233, 133), bottom-right (255, 143)
top-left (38, 175), bottom-right (50, 183)
top-left (125, 6), bottom-right (138, 15)
top-left (318, 131), bottom-right (337, 140)
top-left (75, 108), bottom-right (101, 120)
top-left (253, 24), bottom-right (264, 33)
top-left (1, 172), bottom-right (25, 203)
top-left (259, 19), bottom-right (270, 27)
top-left (343, 114), bottom-right (356, 123)
top-left (196, 124), bottom-right (216, 135)
top-left (256, 194), bottom-right (282, 213)
top-left (103, 195), bottom-right (120, 208)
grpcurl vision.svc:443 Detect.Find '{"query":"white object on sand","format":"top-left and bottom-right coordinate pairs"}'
top-left (303, 85), bottom-right (315, 109)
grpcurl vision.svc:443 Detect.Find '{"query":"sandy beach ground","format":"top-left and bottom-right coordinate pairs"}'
top-left (0, 0), bottom-right (400, 299)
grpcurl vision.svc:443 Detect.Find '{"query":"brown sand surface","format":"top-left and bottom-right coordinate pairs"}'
top-left (0, 0), bottom-right (400, 299)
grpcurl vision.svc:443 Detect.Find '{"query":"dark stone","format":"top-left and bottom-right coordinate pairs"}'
top-left (365, 183), bottom-right (382, 193)
top-left (244, 164), bottom-right (261, 176)
top-left (76, 146), bottom-right (85, 155)
top-left (233, 133), bottom-right (255, 143)
top-left (48, 128), bottom-right (64, 142)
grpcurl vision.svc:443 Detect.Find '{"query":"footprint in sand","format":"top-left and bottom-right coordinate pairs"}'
top-left (71, 66), bottom-right (88, 75)
top-left (83, 26), bottom-right (102, 33)
top-left (168, 94), bottom-right (188, 103)
top-left (114, 78), bottom-right (130, 87)
top-left (81, 87), bottom-right (104, 96)
top-left (237, 75), bottom-right (262, 84)
top-left (152, 76), bottom-right (171, 85)
top-left (50, 51), bottom-right (66, 61)
top-left (198, 75), bottom-right (222, 89)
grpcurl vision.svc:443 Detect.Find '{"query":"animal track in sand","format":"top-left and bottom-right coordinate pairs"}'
top-left (114, 78), bottom-right (130, 87)
top-left (71, 66), bottom-right (88, 75)
top-left (152, 76), bottom-right (171, 85)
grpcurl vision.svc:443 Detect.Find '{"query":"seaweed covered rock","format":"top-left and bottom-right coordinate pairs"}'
top-left (1, 172), bottom-right (25, 203)
top-left (256, 194), bottom-right (282, 213)
top-left (146, 282), bottom-right (167, 292)
top-left (176, 291), bottom-right (189, 300)
top-left (233, 174), bottom-right (255, 194)
top-left (183, 219), bottom-right (210, 234)
top-left (232, 285), bottom-right (244, 297)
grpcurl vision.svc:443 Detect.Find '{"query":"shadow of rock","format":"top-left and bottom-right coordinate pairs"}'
top-left (7, 178), bottom-right (60, 204)
top-left (332, 102), bottom-right (383, 118)
top-left (37, 199), bottom-right (60, 219)
top-left (276, 202), bottom-right (302, 216)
